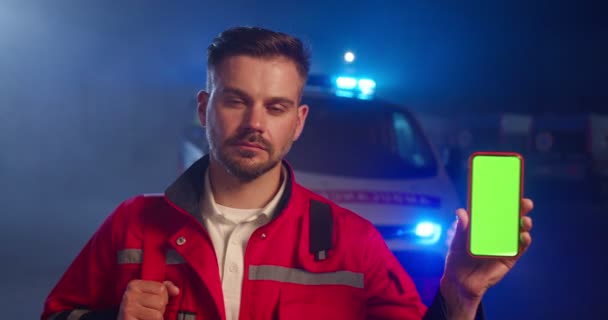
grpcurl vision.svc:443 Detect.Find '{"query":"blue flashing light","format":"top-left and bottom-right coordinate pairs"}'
top-left (331, 75), bottom-right (377, 100)
top-left (415, 222), bottom-right (436, 237)
top-left (358, 78), bottom-right (376, 94)
top-left (356, 93), bottom-right (374, 100)
top-left (415, 221), bottom-right (442, 245)
top-left (335, 89), bottom-right (356, 98)
top-left (336, 76), bottom-right (358, 90)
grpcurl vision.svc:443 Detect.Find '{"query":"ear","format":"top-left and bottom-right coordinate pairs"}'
top-left (293, 104), bottom-right (309, 141)
top-left (197, 90), bottom-right (210, 127)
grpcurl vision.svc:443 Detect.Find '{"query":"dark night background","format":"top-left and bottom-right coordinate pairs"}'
top-left (1, 0), bottom-right (606, 319)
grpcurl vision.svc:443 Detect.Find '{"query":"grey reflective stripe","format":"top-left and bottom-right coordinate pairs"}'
top-left (166, 249), bottom-right (186, 264)
top-left (177, 311), bottom-right (197, 320)
top-left (117, 249), bottom-right (143, 264)
top-left (117, 249), bottom-right (186, 265)
top-left (67, 309), bottom-right (91, 320)
top-left (248, 265), bottom-right (364, 289)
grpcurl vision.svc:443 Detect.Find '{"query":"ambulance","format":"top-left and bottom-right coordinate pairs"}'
top-left (178, 75), bottom-right (462, 301)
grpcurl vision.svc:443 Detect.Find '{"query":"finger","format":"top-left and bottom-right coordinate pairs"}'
top-left (137, 292), bottom-right (168, 310)
top-left (520, 232), bottom-right (532, 251)
top-left (163, 281), bottom-right (181, 297)
top-left (521, 198), bottom-right (534, 215)
top-left (520, 216), bottom-right (532, 232)
top-left (131, 280), bottom-right (167, 295)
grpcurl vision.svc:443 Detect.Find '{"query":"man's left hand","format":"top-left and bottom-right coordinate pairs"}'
top-left (439, 198), bottom-right (534, 319)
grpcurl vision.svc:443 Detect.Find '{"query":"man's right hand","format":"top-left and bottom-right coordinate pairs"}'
top-left (118, 280), bottom-right (180, 320)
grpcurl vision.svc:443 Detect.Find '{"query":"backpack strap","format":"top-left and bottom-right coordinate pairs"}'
top-left (141, 203), bottom-right (166, 282)
top-left (309, 199), bottom-right (334, 261)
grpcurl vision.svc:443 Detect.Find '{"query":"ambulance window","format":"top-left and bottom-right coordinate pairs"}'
top-left (393, 113), bottom-right (428, 168)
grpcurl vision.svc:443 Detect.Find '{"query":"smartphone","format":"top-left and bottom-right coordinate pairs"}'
top-left (468, 152), bottom-right (523, 257)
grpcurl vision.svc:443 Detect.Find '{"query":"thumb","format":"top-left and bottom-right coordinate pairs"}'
top-left (448, 208), bottom-right (469, 251)
top-left (163, 281), bottom-right (180, 297)
top-left (455, 208), bottom-right (470, 233)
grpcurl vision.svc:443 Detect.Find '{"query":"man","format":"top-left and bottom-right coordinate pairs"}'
top-left (42, 26), bottom-right (533, 320)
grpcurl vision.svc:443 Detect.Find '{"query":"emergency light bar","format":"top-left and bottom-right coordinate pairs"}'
top-left (334, 76), bottom-right (377, 99)
top-left (305, 74), bottom-right (377, 100)
top-left (335, 76), bottom-right (376, 92)
top-left (336, 76), bottom-right (358, 90)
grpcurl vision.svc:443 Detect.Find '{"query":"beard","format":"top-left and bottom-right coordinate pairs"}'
top-left (208, 128), bottom-right (291, 182)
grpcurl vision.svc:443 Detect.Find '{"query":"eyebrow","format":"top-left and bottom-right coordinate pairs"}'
top-left (221, 87), bottom-right (296, 108)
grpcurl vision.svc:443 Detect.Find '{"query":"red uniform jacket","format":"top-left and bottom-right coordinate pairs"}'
top-left (42, 156), bottom-right (478, 320)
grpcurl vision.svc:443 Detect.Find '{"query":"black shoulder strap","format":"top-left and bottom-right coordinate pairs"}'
top-left (309, 199), bottom-right (333, 261)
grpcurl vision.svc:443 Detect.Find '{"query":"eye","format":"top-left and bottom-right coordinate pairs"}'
top-left (268, 104), bottom-right (286, 114)
top-left (225, 98), bottom-right (245, 106)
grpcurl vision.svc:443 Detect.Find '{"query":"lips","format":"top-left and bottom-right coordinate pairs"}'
top-left (234, 142), bottom-right (266, 150)
top-left (226, 132), bottom-right (270, 152)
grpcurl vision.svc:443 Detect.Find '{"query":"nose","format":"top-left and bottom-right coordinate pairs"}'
top-left (242, 104), bottom-right (266, 132)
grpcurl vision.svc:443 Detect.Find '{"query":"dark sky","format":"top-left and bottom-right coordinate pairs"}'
top-left (2, 0), bottom-right (607, 113)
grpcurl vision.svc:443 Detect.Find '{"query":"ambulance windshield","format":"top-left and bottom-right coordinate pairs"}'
top-left (287, 96), bottom-right (438, 179)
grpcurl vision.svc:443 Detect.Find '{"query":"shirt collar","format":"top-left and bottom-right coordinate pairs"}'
top-left (165, 154), bottom-right (295, 221)
top-left (201, 165), bottom-right (288, 222)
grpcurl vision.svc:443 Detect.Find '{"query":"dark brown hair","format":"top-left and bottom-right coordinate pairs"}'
top-left (207, 26), bottom-right (311, 83)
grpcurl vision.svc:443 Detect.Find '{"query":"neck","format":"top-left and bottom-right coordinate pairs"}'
top-left (208, 158), bottom-right (284, 209)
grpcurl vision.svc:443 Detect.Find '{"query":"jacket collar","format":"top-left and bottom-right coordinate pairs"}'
top-left (165, 154), bottom-right (293, 220)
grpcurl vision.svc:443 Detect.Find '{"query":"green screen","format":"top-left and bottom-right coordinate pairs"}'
top-left (470, 154), bottom-right (521, 257)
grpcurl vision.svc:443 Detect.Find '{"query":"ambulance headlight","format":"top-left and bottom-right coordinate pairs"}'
top-left (415, 221), bottom-right (442, 245)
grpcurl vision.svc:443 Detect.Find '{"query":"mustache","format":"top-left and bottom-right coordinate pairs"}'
top-left (226, 131), bottom-right (271, 151)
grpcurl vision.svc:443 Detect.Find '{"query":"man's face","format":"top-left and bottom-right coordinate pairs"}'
top-left (197, 55), bottom-right (309, 182)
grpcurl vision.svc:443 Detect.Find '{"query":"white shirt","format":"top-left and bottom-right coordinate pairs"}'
top-left (200, 168), bottom-right (286, 320)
